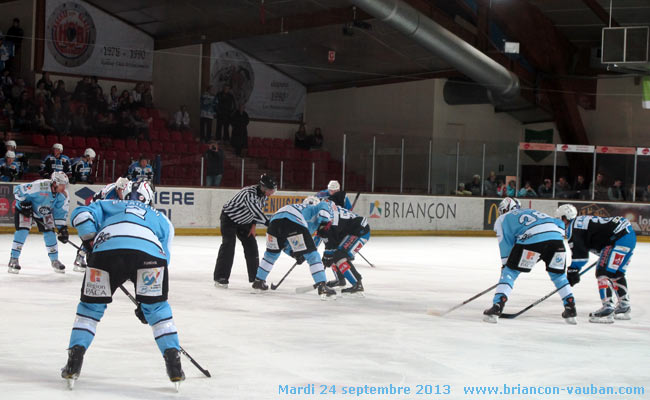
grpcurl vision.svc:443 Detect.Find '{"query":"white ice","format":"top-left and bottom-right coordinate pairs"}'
top-left (0, 235), bottom-right (648, 400)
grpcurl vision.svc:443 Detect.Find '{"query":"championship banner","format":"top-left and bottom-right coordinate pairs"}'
top-left (43, 0), bottom-right (154, 81)
top-left (560, 201), bottom-right (650, 236)
top-left (596, 146), bottom-right (635, 155)
top-left (210, 42), bottom-right (306, 121)
top-left (637, 147), bottom-right (650, 156)
top-left (556, 144), bottom-right (595, 153)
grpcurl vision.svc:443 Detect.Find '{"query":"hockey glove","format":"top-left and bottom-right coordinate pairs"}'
top-left (567, 267), bottom-right (580, 286)
top-left (82, 238), bottom-right (94, 254)
top-left (57, 226), bottom-right (69, 243)
top-left (134, 303), bottom-right (148, 324)
top-left (322, 254), bottom-right (334, 268)
top-left (18, 201), bottom-right (32, 217)
top-left (295, 254), bottom-right (305, 265)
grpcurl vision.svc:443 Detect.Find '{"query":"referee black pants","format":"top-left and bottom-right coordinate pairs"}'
top-left (213, 213), bottom-right (259, 283)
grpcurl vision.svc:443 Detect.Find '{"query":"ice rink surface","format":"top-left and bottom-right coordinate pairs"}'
top-left (0, 234), bottom-right (648, 400)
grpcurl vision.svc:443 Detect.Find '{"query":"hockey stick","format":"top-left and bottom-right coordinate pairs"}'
top-left (500, 262), bottom-right (597, 320)
top-left (427, 283), bottom-right (498, 316)
top-left (349, 191), bottom-right (361, 211)
top-left (270, 262), bottom-right (298, 290)
top-left (357, 252), bottom-right (375, 268)
top-left (65, 241), bottom-right (211, 378)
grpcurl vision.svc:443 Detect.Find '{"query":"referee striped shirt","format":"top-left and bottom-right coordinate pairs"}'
top-left (222, 185), bottom-right (270, 225)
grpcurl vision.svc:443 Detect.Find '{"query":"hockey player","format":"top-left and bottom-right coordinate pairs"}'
top-left (70, 148), bottom-right (96, 184)
top-left (5, 140), bottom-right (26, 178)
top-left (555, 204), bottom-right (636, 323)
top-left (73, 177), bottom-right (134, 272)
top-left (252, 200), bottom-right (337, 299)
top-left (0, 150), bottom-right (20, 182)
top-left (62, 181), bottom-right (184, 389)
top-left (9, 171), bottom-right (69, 273)
top-left (127, 156), bottom-right (153, 182)
top-left (311, 197), bottom-right (370, 296)
top-left (483, 197), bottom-right (577, 324)
top-left (316, 180), bottom-right (352, 209)
top-left (40, 143), bottom-right (71, 178)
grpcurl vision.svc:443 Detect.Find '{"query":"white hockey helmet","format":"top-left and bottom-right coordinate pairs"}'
top-left (131, 181), bottom-right (154, 206)
top-left (303, 196), bottom-right (321, 206)
top-left (84, 148), bottom-right (96, 159)
top-left (51, 171), bottom-right (69, 187)
top-left (327, 180), bottom-right (340, 191)
top-left (498, 197), bottom-right (521, 215)
top-left (52, 143), bottom-right (63, 151)
top-left (5, 151), bottom-right (15, 159)
top-left (5, 140), bottom-right (16, 149)
top-left (555, 204), bottom-right (578, 221)
top-left (115, 177), bottom-right (133, 199)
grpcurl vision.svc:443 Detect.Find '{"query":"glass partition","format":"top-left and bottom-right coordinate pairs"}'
top-left (636, 148), bottom-right (650, 202)
top-left (402, 135), bottom-right (432, 194)
top-left (594, 146), bottom-right (636, 202)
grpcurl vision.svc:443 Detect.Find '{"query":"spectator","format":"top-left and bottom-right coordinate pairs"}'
top-left (37, 72), bottom-right (54, 93)
top-left (590, 172), bottom-right (608, 200)
top-left (216, 85), bottom-right (235, 141)
top-left (88, 86), bottom-right (107, 115)
top-left (34, 105), bottom-right (54, 132)
top-left (506, 180), bottom-right (517, 197)
top-left (142, 85), bottom-right (153, 108)
top-left (199, 85), bottom-right (216, 142)
top-left (608, 178), bottom-right (625, 201)
top-left (117, 89), bottom-right (130, 110)
top-left (71, 104), bottom-right (90, 135)
top-left (573, 174), bottom-right (589, 200)
top-left (13, 107), bottom-right (31, 132)
top-left (642, 184), bottom-right (650, 202)
top-left (483, 171), bottom-right (497, 196)
top-left (6, 18), bottom-right (23, 50)
top-left (54, 80), bottom-right (70, 103)
top-left (537, 178), bottom-right (553, 198)
top-left (127, 156), bottom-right (153, 182)
top-left (555, 176), bottom-right (572, 199)
top-left (466, 174), bottom-right (481, 196)
top-left (518, 181), bottom-right (537, 197)
top-left (73, 76), bottom-right (92, 102)
top-left (1, 69), bottom-right (13, 96)
top-left (204, 141), bottom-right (224, 187)
top-left (49, 101), bottom-right (70, 134)
top-left (132, 82), bottom-right (144, 106)
top-left (294, 123), bottom-right (310, 150)
top-left (311, 127), bottom-right (323, 149)
top-left (40, 143), bottom-right (71, 178)
top-left (0, 150), bottom-right (19, 181)
top-left (107, 85), bottom-right (119, 111)
top-left (34, 81), bottom-right (51, 104)
top-left (230, 104), bottom-right (249, 156)
top-left (10, 77), bottom-right (25, 101)
top-left (455, 182), bottom-right (472, 196)
top-left (496, 180), bottom-right (506, 197)
top-left (173, 105), bottom-right (190, 131)
top-left (0, 35), bottom-right (13, 72)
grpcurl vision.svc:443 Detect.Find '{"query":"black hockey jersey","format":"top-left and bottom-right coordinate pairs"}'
top-left (567, 215), bottom-right (632, 261)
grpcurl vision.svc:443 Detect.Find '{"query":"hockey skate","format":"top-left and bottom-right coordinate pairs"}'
top-left (483, 297), bottom-right (506, 323)
top-left (163, 348), bottom-right (185, 392)
top-left (614, 298), bottom-right (631, 320)
top-left (73, 252), bottom-right (87, 273)
top-left (51, 259), bottom-right (66, 274)
top-left (61, 345), bottom-right (86, 390)
top-left (214, 278), bottom-right (229, 289)
top-left (561, 297), bottom-right (577, 325)
top-left (589, 302), bottom-right (615, 324)
top-left (317, 281), bottom-right (337, 300)
top-left (326, 268), bottom-right (346, 287)
top-left (251, 278), bottom-right (268, 293)
top-left (341, 281), bottom-right (365, 297)
top-left (8, 257), bottom-right (21, 274)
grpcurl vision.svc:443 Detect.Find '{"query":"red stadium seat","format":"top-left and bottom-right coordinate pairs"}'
top-left (251, 137), bottom-right (262, 148)
top-left (103, 150), bottom-right (117, 160)
top-left (182, 130), bottom-right (194, 143)
top-left (159, 129), bottom-right (170, 142)
top-left (176, 143), bottom-right (188, 153)
top-left (187, 142), bottom-right (199, 153)
top-left (150, 141), bottom-right (163, 153)
top-left (152, 118), bottom-right (165, 130)
top-left (112, 139), bottom-right (126, 151)
top-left (31, 133), bottom-right (46, 147)
top-left (283, 139), bottom-right (293, 148)
top-left (45, 135), bottom-right (59, 148)
top-left (59, 136), bottom-right (73, 149)
top-left (199, 143), bottom-right (209, 153)
top-left (163, 142), bottom-right (176, 153)
top-left (137, 108), bottom-right (149, 119)
top-left (272, 138), bottom-right (283, 148)
top-left (139, 141), bottom-right (151, 153)
top-left (126, 138), bottom-right (138, 150)
top-left (71, 136), bottom-right (86, 149)
top-left (99, 136), bottom-right (112, 149)
top-left (86, 137), bottom-right (100, 150)
top-left (170, 131), bottom-right (182, 142)
top-left (116, 151), bottom-right (131, 163)
top-left (262, 138), bottom-right (273, 148)
top-left (149, 129), bottom-right (160, 141)
top-left (148, 108), bottom-right (160, 119)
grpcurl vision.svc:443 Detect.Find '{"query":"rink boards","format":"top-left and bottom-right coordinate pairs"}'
top-left (1, 183), bottom-right (649, 238)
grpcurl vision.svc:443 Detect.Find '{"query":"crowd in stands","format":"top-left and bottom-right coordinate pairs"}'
top-left (295, 123), bottom-right (324, 150)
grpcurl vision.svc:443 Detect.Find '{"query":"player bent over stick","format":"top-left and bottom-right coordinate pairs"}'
top-left (483, 198), bottom-right (577, 324)
top-left (252, 200), bottom-right (338, 300)
top-left (61, 182), bottom-right (185, 390)
top-left (309, 197), bottom-right (370, 296)
top-left (8, 171), bottom-right (69, 273)
top-left (556, 204), bottom-right (636, 323)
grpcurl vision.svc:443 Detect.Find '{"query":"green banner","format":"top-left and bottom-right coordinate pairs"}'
top-left (641, 76), bottom-right (650, 110)
top-left (524, 128), bottom-right (553, 162)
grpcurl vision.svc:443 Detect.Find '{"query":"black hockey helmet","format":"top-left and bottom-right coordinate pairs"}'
top-left (259, 174), bottom-right (277, 190)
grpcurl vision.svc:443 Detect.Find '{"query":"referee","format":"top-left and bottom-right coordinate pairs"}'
top-left (213, 174), bottom-right (277, 287)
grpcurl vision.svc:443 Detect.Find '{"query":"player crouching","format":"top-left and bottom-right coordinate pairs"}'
top-left (483, 198), bottom-right (577, 324)
top-left (311, 197), bottom-right (369, 296)
top-left (252, 200), bottom-right (337, 300)
top-left (556, 204), bottom-right (635, 323)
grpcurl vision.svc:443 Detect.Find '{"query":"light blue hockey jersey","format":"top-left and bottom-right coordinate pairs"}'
top-left (127, 162), bottom-right (153, 182)
top-left (71, 200), bottom-right (174, 262)
top-left (494, 208), bottom-right (565, 263)
top-left (0, 159), bottom-right (21, 181)
top-left (13, 180), bottom-right (69, 228)
top-left (271, 201), bottom-right (335, 235)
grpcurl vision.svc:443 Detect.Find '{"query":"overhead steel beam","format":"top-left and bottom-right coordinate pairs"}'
top-left (582, 0), bottom-right (620, 27)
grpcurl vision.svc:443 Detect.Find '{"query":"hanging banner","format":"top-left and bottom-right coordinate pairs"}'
top-left (596, 146), bottom-right (636, 155)
top-left (636, 147), bottom-right (650, 156)
top-left (523, 129), bottom-right (554, 161)
top-left (43, 0), bottom-right (154, 81)
top-left (210, 42), bottom-right (305, 121)
top-left (556, 144), bottom-right (595, 153)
